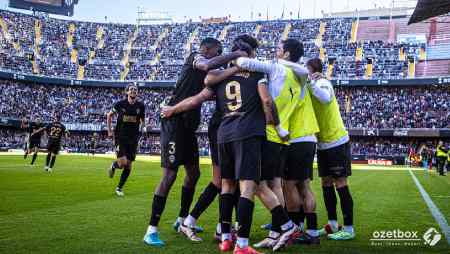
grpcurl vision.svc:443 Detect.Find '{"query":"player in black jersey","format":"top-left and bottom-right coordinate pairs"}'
top-left (107, 84), bottom-right (145, 197)
top-left (89, 133), bottom-right (98, 156)
top-left (144, 37), bottom-right (250, 247)
top-left (44, 115), bottom-right (68, 172)
top-left (21, 118), bottom-right (45, 165)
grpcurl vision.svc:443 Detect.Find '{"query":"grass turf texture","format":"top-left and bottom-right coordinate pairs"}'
top-left (0, 155), bottom-right (448, 254)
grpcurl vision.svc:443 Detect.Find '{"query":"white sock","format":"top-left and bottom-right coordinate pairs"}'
top-left (176, 217), bottom-right (185, 224)
top-left (281, 220), bottom-right (294, 231)
top-left (343, 225), bottom-right (354, 233)
top-left (237, 237), bottom-right (249, 248)
top-left (216, 223), bottom-right (222, 234)
top-left (147, 225), bottom-right (157, 234)
top-left (299, 222), bottom-right (305, 231)
top-left (222, 233), bottom-right (231, 241)
top-left (307, 229), bottom-right (319, 237)
top-left (184, 215), bottom-right (196, 227)
top-left (328, 220), bottom-right (338, 230)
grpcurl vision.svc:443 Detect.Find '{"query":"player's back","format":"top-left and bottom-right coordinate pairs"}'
top-left (168, 52), bottom-right (207, 130)
top-left (214, 70), bottom-right (266, 144)
top-left (47, 122), bottom-right (66, 142)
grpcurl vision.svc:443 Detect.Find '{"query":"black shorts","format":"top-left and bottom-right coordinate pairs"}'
top-left (29, 139), bottom-right (40, 149)
top-left (160, 117), bottom-right (199, 169)
top-left (47, 140), bottom-right (61, 155)
top-left (261, 140), bottom-right (287, 181)
top-left (318, 142), bottom-right (352, 178)
top-left (208, 122), bottom-right (219, 166)
top-left (219, 136), bottom-right (262, 182)
top-left (285, 142), bottom-right (316, 181)
top-left (115, 138), bottom-right (138, 161)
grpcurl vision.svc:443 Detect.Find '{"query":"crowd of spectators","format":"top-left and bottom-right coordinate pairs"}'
top-left (1, 80), bottom-right (448, 130)
top-left (0, 10), bottom-right (429, 81)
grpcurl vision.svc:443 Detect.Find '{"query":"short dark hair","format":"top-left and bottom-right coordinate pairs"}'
top-left (306, 58), bottom-right (323, 73)
top-left (233, 34), bottom-right (259, 50)
top-left (126, 83), bottom-right (137, 92)
top-left (200, 37), bottom-right (221, 49)
top-left (281, 39), bottom-right (304, 62)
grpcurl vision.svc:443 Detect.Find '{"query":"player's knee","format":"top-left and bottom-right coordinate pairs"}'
top-left (321, 177), bottom-right (334, 187)
top-left (240, 181), bottom-right (257, 200)
top-left (334, 177), bottom-right (348, 188)
top-left (221, 179), bottom-right (236, 194)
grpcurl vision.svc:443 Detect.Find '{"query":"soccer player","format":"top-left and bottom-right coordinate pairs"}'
top-left (144, 37), bottom-right (249, 247)
top-left (107, 84), bottom-right (145, 197)
top-left (436, 141), bottom-right (448, 176)
top-left (235, 39), bottom-right (321, 243)
top-left (44, 115), bottom-right (68, 172)
top-left (89, 133), bottom-right (98, 156)
top-left (22, 118), bottom-right (45, 165)
top-left (302, 58), bottom-right (355, 240)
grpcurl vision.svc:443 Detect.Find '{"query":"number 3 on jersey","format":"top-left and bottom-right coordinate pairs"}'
top-left (225, 81), bottom-right (242, 111)
top-left (168, 142), bottom-right (176, 155)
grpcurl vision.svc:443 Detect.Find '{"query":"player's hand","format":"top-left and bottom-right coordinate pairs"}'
top-left (160, 106), bottom-right (175, 118)
top-left (107, 130), bottom-right (113, 137)
top-left (310, 72), bottom-right (324, 81)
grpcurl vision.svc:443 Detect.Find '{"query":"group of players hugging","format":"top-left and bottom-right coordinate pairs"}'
top-left (106, 34), bottom-right (355, 254)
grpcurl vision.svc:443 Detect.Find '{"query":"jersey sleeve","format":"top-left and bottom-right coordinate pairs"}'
top-left (257, 73), bottom-right (268, 86)
top-left (192, 53), bottom-right (207, 69)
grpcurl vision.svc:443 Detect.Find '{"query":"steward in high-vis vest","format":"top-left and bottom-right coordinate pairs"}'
top-left (436, 141), bottom-right (448, 176)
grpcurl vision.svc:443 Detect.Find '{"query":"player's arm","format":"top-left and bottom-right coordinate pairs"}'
top-left (31, 127), bottom-right (46, 136)
top-left (161, 88), bottom-right (214, 118)
top-left (309, 77), bottom-right (333, 104)
top-left (235, 57), bottom-right (277, 75)
top-left (204, 66), bottom-right (240, 87)
top-left (106, 110), bottom-right (116, 137)
top-left (140, 105), bottom-right (146, 133)
top-left (194, 51), bottom-right (247, 72)
top-left (20, 118), bottom-right (27, 129)
top-left (278, 60), bottom-right (309, 77)
top-left (257, 81), bottom-right (279, 126)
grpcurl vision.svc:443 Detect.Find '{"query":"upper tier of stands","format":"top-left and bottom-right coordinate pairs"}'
top-left (0, 10), bottom-right (449, 81)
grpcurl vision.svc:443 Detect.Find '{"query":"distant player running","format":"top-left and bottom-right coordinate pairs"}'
top-left (144, 37), bottom-right (249, 247)
top-left (107, 84), bottom-right (145, 197)
top-left (89, 133), bottom-right (98, 156)
top-left (44, 115), bottom-right (69, 172)
top-left (22, 117), bottom-right (45, 165)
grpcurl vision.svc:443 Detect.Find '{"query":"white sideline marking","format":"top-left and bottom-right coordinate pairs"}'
top-left (409, 170), bottom-right (450, 245)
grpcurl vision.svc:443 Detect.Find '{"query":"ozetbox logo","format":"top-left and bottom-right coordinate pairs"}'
top-left (370, 228), bottom-right (441, 247)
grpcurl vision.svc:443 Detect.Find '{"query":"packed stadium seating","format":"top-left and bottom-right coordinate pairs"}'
top-left (1, 10), bottom-right (448, 81)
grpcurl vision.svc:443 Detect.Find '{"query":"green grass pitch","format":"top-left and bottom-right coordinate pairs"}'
top-left (0, 154), bottom-right (448, 254)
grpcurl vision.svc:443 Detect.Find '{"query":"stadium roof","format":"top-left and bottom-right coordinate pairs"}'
top-left (408, 0), bottom-right (450, 24)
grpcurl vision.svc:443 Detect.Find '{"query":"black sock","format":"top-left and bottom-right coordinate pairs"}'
top-left (31, 153), bottom-right (38, 165)
top-left (179, 186), bottom-right (195, 218)
top-left (50, 156), bottom-right (56, 168)
top-left (45, 153), bottom-right (51, 167)
top-left (220, 193), bottom-right (235, 234)
top-left (190, 182), bottom-right (220, 219)
top-left (337, 186), bottom-right (354, 226)
top-left (305, 212), bottom-right (318, 230)
top-left (24, 152), bottom-right (28, 159)
top-left (233, 187), bottom-right (240, 222)
top-left (237, 197), bottom-right (255, 239)
top-left (117, 166), bottom-right (131, 189)
top-left (299, 206), bottom-right (305, 225)
top-left (149, 195), bottom-right (167, 226)
top-left (288, 211), bottom-right (301, 225)
top-left (271, 205), bottom-right (290, 233)
top-left (322, 186), bottom-right (338, 221)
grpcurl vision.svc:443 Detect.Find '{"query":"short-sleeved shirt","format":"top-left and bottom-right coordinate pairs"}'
top-left (211, 70), bottom-right (267, 144)
top-left (113, 99), bottom-right (145, 142)
top-left (167, 52), bottom-right (208, 130)
top-left (46, 122), bottom-right (66, 144)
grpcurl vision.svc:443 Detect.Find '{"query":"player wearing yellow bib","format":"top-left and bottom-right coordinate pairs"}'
top-left (305, 58), bottom-right (355, 241)
top-left (436, 141), bottom-right (448, 176)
